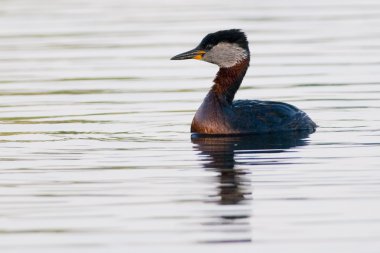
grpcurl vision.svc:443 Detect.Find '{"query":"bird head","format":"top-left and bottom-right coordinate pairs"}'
top-left (171, 29), bottom-right (250, 68)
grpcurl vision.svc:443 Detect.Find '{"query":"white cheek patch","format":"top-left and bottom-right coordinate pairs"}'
top-left (204, 42), bottom-right (248, 68)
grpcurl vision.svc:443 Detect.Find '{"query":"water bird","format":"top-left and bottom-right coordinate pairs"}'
top-left (171, 29), bottom-right (317, 135)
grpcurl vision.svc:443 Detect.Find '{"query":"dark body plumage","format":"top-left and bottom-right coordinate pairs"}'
top-left (192, 98), bottom-right (316, 135)
top-left (172, 29), bottom-right (317, 135)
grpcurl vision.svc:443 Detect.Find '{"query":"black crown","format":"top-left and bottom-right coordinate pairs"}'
top-left (198, 29), bottom-right (249, 51)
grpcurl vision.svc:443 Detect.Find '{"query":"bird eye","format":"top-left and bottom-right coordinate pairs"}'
top-left (205, 44), bottom-right (213, 50)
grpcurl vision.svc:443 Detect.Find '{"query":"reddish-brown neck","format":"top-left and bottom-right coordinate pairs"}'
top-left (211, 57), bottom-right (250, 104)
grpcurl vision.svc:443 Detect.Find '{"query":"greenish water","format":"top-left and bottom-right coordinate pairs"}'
top-left (1, 0), bottom-right (380, 252)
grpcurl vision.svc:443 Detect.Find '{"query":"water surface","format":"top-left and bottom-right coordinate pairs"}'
top-left (1, 0), bottom-right (380, 252)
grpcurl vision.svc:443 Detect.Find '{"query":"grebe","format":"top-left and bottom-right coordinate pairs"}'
top-left (171, 29), bottom-right (317, 135)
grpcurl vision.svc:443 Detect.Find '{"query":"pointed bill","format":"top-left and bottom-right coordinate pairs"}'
top-left (171, 48), bottom-right (206, 60)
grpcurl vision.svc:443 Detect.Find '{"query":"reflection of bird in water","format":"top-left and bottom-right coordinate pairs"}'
top-left (192, 131), bottom-right (310, 243)
top-left (172, 29), bottom-right (317, 135)
top-left (192, 131), bottom-right (310, 206)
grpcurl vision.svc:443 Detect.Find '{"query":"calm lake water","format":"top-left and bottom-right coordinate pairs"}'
top-left (1, 0), bottom-right (380, 252)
